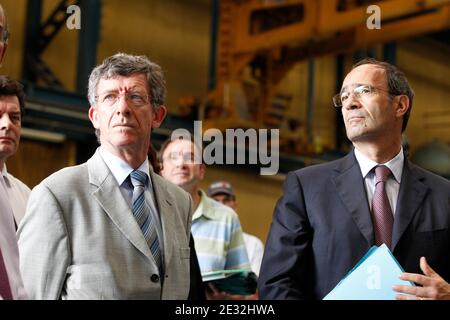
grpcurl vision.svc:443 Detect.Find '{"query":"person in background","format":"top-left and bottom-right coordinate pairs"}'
top-left (0, 76), bottom-right (31, 228)
top-left (18, 53), bottom-right (203, 299)
top-left (0, 4), bottom-right (28, 300)
top-left (207, 180), bottom-right (264, 277)
top-left (259, 58), bottom-right (450, 300)
top-left (159, 137), bottom-right (254, 299)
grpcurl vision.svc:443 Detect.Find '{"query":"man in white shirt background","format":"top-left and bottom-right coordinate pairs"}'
top-left (0, 77), bottom-right (31, 227)
top-left (0, 4), bottom-right (28, 299)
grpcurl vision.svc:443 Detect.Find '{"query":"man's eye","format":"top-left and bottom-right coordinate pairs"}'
top-left (103, 94), bottom-right (116, 102)
top-left (341, 93), bottom-right (349, 101)
top-left (130, 93), bottom-right (147, 105)
top-left (130, 94), bottom-right (144, 102)
top-left (356, 86), bottom-right (371, 94)
top-left (184, 154), bottom-right (195, 162)
top-left (11, 115), bottom-right (21, 122)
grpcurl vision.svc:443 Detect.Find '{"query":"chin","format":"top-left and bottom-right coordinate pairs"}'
top-left (0, 146), bottom-right (17, 158)
top-left (111, 136), bottom-right (138, 147)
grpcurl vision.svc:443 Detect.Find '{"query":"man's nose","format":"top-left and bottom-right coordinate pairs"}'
top-left (174, 157), bottom-right (186, 167)
top-left (115, 95), bottom-right (132, 115)
top-left (344, 95), bottom-right (361, 110)
top-left (0, 114), bottom-right (12, 130)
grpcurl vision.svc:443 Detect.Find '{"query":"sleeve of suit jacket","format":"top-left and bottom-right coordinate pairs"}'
top-left (188, 233), bottom-right (206, 300)
top-left (17, 183), bottom-right (70, 299)
top-left (258, 171), bottom-right (313, 299)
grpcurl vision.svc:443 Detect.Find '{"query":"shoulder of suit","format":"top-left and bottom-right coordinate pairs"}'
top-left (407, 161), bottom-right (450, 189)
top-left (34, 163), bottom-right (89, 191)
top-left (291, 156), bottom-right (346, 178)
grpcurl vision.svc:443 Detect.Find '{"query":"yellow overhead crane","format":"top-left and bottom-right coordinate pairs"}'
top-left (204, 0), bottom-right (450, 134)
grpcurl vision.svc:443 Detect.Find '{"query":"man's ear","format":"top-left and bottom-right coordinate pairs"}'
top-left (395, 95), bottom-right (410, 118)
top-left (88, 106), bottom-right (100, 129)
top-left (152, 105), bottom-right (167, 129)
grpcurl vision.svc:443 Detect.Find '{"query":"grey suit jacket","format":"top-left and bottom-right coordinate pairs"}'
top-left (18, 149), bottom-right (193, 299)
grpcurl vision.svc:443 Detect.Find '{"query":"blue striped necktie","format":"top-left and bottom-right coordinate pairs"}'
top-left (130, 170), bottom-right (162, 273)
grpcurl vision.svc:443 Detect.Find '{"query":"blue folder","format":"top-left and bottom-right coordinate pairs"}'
top-left (323, 244), bottom-right (414, 300)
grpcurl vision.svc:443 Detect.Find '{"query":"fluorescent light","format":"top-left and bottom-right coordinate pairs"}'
top-left (21, 127), bottom-right (66, 143)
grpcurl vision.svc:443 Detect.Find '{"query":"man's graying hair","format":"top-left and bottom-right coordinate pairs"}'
top-left (352, 58), bottom-right (414, 132)
top-left (87, 53), bottom-right (166, 110)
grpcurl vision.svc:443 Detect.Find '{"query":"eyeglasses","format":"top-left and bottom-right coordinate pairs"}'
top-left (163, 152), bottom-right (201, 164)
top-left (95, 91), bottom-right (150, 107)
top-left (332, 84), bottom-right (394, 108)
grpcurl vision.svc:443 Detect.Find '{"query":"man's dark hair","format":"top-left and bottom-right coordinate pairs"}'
top-left (352, 58), bottom-right (414, 132)
top-left (0, 75), bottom-right (25, 118)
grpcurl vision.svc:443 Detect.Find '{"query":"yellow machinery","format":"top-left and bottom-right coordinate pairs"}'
top-left (205, 0), bottom-right (450, 135)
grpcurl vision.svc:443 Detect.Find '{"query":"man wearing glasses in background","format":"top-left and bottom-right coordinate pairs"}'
top-left (259, 58), bottom-right (450, 300)
top-left (18, 53), bottom-right (203, 299)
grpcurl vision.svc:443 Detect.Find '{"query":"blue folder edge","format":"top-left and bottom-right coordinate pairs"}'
top-left (325, 244), bottom-right (415, 295)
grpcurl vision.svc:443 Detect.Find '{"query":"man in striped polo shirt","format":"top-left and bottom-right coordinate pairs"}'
top-left (160, 137), bottom-right (253, 299)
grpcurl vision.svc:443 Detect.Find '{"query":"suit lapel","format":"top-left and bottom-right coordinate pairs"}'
top-left (333, 152), bottom-right (374, 245)
top-left (88, 150), bottom-right (153, 260)
top-left (150, 171), bottom-right (176, 271)
top-left (391, 160), bottom-right (428, 251)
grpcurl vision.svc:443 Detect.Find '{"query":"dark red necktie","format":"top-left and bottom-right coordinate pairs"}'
top-left (0, 247), bottom-right (13, 300)
top-left (371, 165), bottom-right (394, 248)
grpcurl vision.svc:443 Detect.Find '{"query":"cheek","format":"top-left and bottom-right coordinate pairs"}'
top-left (12, 125), bottom-right (21, 140)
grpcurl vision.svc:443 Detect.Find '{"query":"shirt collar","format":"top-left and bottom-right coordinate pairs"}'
top-left (99, 146), bottom-right (150, 186)
top-left (354, 146), bottom-right (404, 183)
top-left (1, 163), bottom-right (7, 178)
top-left (193, 190), bottom-right (221, 221)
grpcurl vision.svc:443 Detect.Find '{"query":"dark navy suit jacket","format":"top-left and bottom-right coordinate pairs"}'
top-left (258, 151), bottom-right (450, 299)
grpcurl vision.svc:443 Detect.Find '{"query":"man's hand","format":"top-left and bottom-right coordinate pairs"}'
top-left (393, 257), bottom-right (450, 300)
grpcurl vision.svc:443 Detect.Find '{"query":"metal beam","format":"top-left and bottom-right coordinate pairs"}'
top-left (76, 0), bottom-right (100, 95)
top-left (22, 0), bottom-right (42, 82)
top-left (208, 0), bottom-right (219, 91)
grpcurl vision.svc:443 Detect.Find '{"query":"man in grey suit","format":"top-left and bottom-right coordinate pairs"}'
top-left (18, 53), bottom-right (201, 299)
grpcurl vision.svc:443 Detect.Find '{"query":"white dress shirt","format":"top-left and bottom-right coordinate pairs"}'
top-left (98, 147), bottom-right (165, 256)
top-left (243, 232), bottom-right (264, 277)
top-left (354, 147), bottom-right (404, 215)
top-left (0, 175), bottom-right (27, 299)
top-left (1, 165), bottom-right (31, 226)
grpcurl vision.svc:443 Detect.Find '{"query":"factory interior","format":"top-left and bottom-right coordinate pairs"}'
top-left (2, 0), bottom-right (450, 243)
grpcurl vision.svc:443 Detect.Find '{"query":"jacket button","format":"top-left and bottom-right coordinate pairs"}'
top-left (150, 274), bottom-right (159, 283)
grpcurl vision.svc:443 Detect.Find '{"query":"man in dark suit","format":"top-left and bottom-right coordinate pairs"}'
top-left (258, 58), bottom-right (450, 300)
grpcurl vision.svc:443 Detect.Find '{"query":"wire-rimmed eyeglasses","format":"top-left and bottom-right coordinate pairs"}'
top-left (332, 84), bottom-right (395, 108)
top-left (95, 91), bottom-right (151, 107)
